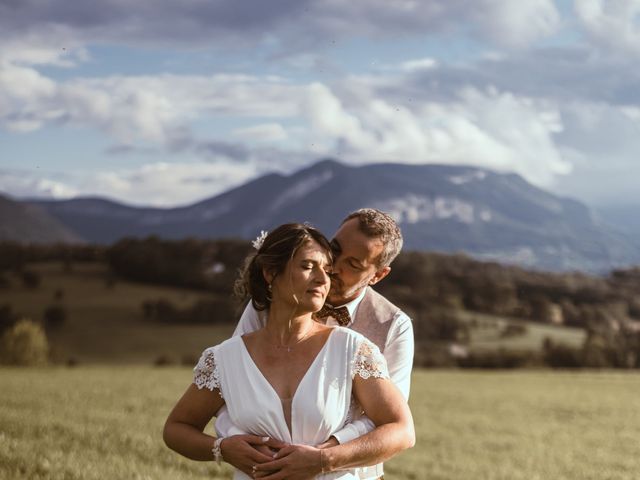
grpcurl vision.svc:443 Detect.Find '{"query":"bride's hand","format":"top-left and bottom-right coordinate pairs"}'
top-left (252, 444), bottom-right (321, 480)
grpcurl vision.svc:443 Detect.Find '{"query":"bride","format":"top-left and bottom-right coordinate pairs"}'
top-left (163, 223), bottom-right (415, 479)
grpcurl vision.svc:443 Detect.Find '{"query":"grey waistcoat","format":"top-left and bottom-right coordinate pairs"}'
top-left (349, 287), bottom-right (401, 353)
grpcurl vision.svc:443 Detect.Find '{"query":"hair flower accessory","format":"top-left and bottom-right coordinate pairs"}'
top-left (252, 230), bottom-right (268, 250)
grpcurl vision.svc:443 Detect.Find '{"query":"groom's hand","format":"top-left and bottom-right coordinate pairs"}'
top-left (253, 444), bottom-right (321, 480)
top-left (220, 434), bottom-right (286, 477)
top-left (316, 436), bottom-right (339, 449)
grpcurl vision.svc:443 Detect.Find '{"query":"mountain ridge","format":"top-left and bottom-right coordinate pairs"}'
top-left (10, 159), bottom-right (640, 272)
top-left (0, 193), bottom-right (82, 244)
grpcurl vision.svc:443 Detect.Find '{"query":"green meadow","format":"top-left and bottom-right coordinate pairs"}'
top-left (1, 367), bottom-right (639, 480)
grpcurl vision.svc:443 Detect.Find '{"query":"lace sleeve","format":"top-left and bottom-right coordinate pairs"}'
top-left (193, 347), bottom-right (223, 398)
top-left (351, 338), bottom-right (389, 380)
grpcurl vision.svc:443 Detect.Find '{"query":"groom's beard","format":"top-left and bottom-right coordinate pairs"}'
top-left (327, 275), bottom-right (373, 306)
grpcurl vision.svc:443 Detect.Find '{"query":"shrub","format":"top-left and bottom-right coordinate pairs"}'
top-left (154, 354), bottom-right (175, 366)
top-left (413, 308), bottom-right (469, 343)
top-left (141, 298), bottom-right (236, 324)
top-left (0, 318), bottom-right (49, 366)
top-left (582, 342), bottom-right (613, 368)
top-left (104, 273), bottom-right (117, 289)
top-left (413, 342), bottom-right (458, 368)
top-left (500, 323), bottom-right (528, 338)
top-left (0, 303), bottom-right (18, 336)
top-left (181, 353), bottom-right (199, 366)
top-left (43, 305), bottom-right (67, 331)
top-left (543, 343), bottom-right (583, 368)
top-left (152, 299), bottom-right (179, 323)
top-left (188, 299), bottom-right (236, 324)
top-left (22, 270), bottom-right (41, 289)
top-left (457, 349), bottom-right (534, 369)
top-left (63, 259), bottom-right (74, 273)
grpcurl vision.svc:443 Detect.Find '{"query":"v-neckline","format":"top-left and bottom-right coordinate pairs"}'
top-left (239, 329), bottom-right (336, 438)
top-left (240, 328), bottom-right (335, 403)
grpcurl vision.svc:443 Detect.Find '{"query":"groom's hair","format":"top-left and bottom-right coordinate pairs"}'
top-left (234, 223), bottom-right (333, 311)
top-left (342, 208), bottom-right (403, 268)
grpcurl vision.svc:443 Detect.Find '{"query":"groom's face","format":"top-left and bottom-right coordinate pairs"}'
top-left (327, 218), bottom-right (389, 305)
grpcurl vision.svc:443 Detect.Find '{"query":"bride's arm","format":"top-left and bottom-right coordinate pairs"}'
top-left (163, 383), bottom-right (225, 460)
top-left (319, 314), bottom-right (414, 448)
top-left (164, 343), bottom-right (285, 475)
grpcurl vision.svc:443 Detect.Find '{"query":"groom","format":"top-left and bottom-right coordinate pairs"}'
top-left (217, 208), bottom-right (414, 478)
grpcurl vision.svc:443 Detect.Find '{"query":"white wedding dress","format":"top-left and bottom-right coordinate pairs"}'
top-left (194, 326), bottom-right (389, 479)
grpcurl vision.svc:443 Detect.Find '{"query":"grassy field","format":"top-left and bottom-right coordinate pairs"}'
top-left (458, 310), bottom-right (586, 352)
top-left (1, 367), bottom-right (639, 480)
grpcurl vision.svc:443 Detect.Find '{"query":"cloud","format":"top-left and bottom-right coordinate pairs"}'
top-left (552, 100), bottom-right (640, 204)
top-left (0, 59), bottom-right (305, 146)
top-left (387, 43), bottom-right (640, 110)
top-left (399, 58), bottom-right (438, 73)
top-left (85, 161), bottom-right (256, 206)
top-left (193, 140), bottom-right (252, 162)
top-left (0, 161), bottom-right (257, 207)
top-left (0, 0), bottom-right (310, 49)
top-left (0, 0), bottom-right (561, 55)
top-left (232, 123), bottom-right (289, 142)
top-left (5, 0), bottom-right (640, 209)
top-left (298, 0), bottom-right (561, 50)
top-left (471, 0), bottom-right (561, 48)
top-left (301, 81), bottom-right (570, 188)
top-left (0, 55), bottom-right (577, 200)
top-left (576, 0), bottom-right (640, 57)
top-left (0, 169), bottom-right (79, 199)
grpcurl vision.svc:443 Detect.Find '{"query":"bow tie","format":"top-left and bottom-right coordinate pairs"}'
top-left (314, 304), bottom-right (351, 326)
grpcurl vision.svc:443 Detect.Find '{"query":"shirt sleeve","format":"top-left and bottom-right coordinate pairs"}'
top-left (332, 312), bottom-right (414, 445)
top-left (383, 311), bottom-right (414, 400)
top-left (331, 415), bottom-right (376, 445)
top-left (232, 301), bottom-right (266, 336)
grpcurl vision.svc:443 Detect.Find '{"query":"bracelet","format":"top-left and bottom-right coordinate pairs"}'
top-left (212, 437), bottom-right (224, 465)
top-left (320, 449), bottom-right (329, 474)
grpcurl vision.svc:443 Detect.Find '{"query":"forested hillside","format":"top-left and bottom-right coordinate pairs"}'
top-left (2, 239), bottom-right (639, 368)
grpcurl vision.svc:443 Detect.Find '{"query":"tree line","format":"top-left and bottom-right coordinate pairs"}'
top-left (2, 238), bottom-right (640, 368)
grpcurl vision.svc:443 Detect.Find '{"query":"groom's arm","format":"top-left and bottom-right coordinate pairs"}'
top-left (331, 312), bottom-right (414, 445)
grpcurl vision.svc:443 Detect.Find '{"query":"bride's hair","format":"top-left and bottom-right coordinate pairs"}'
top-left (234, 223), bottom-right (333, 311)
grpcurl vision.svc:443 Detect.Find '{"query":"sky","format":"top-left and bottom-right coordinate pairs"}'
top-left (1, 0), bottom-right (639, 208)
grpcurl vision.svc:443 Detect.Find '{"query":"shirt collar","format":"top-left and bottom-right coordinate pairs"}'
top-left (329, 287), bottom-right (368, 323)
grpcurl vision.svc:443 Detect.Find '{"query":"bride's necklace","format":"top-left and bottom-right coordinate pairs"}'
top-left (268, 323), bottom-right (315, 353)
